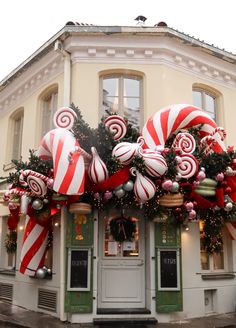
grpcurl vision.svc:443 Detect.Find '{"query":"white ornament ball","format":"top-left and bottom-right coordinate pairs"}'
top-left (170, 182), bottom-right (179, 193)
top-left (32, 199), bottom-right (44, 210)
top-left (225, 202), bottom-right (233, 212)
top-left (123, 180), bottom-right (134, 191)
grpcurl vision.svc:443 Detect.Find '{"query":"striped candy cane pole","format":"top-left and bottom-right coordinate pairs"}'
top-left (19, 216), bottom-right (49, 276)
top-left (37, 128), bottom-right (85, 195)
top-left (200, 136), bottom-right (216, 155)
top-left (142, 104), bottom-right (226, 153)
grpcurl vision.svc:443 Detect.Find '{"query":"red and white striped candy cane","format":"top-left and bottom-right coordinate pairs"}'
top-left (172, 132), bottom-right (196, 154)
top-left (19, 216), bottom-right (49, 276)
top-left (211, 127), bottom-right (226, 141)
top-left (37, 129), bottom-right (85, 195)
top-left (4, 188), bottom-right (33, 201)
top-left (142, 104), bottom-right (226, 153)
top-left (200, 136), bottom-right (216, 155)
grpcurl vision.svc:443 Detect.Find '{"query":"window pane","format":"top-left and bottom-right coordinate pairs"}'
top-left (213, 252), bottom-right (224, 270)
top-left (41, 91), bottom-right (58, 136)
top-left (201, 251), bottom-right (210, 270)
top-left (103, 78), bottom-right (118, 97)
top-left (205, 94), bottom-right (215, 113)
top-left (124, 78), bottom-right (140, 97)
top-left (193, 91), bottom-right (202, 108)
top-left (103, 96), bottom-right (119, 112)
top-left (12, 114), bottom-right (23, 160)
top-left (124, 98), bottom-right (140, 129)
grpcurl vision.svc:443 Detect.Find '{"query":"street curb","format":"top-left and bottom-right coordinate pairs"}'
top-left (0, 314), bottom-right (31, 328)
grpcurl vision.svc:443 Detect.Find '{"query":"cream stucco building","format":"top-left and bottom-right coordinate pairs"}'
top-left (0, 23), bottom-right (236, 324)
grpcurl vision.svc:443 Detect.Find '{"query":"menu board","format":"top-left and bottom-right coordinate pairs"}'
top-left (67, 248), bottom-right (91, 291)
top-left (158, 249), bottom-right (180, 290)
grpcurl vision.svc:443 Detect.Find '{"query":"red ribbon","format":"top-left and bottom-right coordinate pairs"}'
top-left (91, 167), bottom-right (130, 192)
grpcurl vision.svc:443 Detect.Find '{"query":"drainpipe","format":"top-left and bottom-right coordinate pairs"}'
top-left (54, 40), bottom-right (71, 321)
top-left (54, 40), bottom-right (71, 106)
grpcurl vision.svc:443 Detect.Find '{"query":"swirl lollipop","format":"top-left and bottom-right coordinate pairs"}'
top-left (53, 107), bottom-right (77, 130)
top-left (27, 175), bottom-right (47, 196)
top-left (172, 133), bottom-right (196, 154)
top-left (104, 115), bottom-right (128, 141)
top-left (177, 154), bottom-right (198, 179)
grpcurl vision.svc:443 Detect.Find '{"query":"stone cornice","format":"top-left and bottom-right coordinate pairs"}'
top-left (66, 35), bottom-right (236, 89)
top-left (0, 52), bottom-right (63, 115)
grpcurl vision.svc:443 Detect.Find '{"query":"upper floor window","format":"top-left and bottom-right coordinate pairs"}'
top-left (101, 75), bottom-right (143, 130)
top-left (40, 87), bottom-right (58, 137)
top-left (10, 109), bottom-right (24, 161)
top-left (193, 89), bottom-right (217, 121)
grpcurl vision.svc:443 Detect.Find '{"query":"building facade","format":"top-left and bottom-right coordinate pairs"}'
top-left (0, 23), bottom-right (236, 324)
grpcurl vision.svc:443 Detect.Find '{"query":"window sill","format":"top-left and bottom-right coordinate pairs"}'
top-left (201, 273), bottom-right (235, 280)
top-left (3, 163), bottom-right (15, 172)
top-left (0, 269), bottom-right (16, 276)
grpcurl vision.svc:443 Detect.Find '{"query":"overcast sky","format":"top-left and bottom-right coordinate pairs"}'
top-left (0, 0), bottom-right (235, 82)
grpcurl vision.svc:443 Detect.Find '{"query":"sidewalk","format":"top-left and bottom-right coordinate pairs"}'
top-left (0, 300), bottom-right (235, 328)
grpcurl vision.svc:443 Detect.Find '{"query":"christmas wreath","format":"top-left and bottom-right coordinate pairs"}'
top-left (109, 217), bottom-right (136, 242)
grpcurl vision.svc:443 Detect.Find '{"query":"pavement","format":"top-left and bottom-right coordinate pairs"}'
top-left (0, 300), bottom-right (236, 328)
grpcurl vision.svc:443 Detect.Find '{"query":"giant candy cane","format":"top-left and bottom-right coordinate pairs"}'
top-left (19, 216), bottom-right (49, 276)
top-left (37, 128), bottom-right (85, 195)
top-left (142, 104), bottom-right (226, 153)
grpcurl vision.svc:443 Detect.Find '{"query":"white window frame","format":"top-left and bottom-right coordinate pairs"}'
top-left (40, 89), bottom-right (58, 138)
top-left (100, 74), bottom-right (143, 129)
top-left (193, 88), bottom-right (217, 122)
top-left (7, 109), bottom-right (24, 162)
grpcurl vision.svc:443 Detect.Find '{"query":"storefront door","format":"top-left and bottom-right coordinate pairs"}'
top-left (98, 213), bottom-right (145, 309)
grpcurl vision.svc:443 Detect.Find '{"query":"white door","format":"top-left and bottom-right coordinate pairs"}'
top-left (98, 213), bottom-right (145, 309)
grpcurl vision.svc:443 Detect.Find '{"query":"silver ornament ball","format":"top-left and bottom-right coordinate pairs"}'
top-left (115, 189), bottom-right (126, 199)
top-left (123, 180), bottom-right (134, 191)
top-left (36, 268), bottom-right (47, 279)
top-left (32, 199), bottom-right (44, 210)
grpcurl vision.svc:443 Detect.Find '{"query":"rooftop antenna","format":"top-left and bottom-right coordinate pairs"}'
top-left (135, 15), bottom-right (147, 26)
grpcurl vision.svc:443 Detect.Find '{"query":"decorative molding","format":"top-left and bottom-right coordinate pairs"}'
top-left (0, 52), bottom-right (63, 115)
top-left (67, 35), bottom-right (236, 89)
top-left (2, 34), bottom-right (236, 116)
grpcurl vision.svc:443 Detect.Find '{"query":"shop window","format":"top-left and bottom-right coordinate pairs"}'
top-left (193, 89), bottom-right (217, 122)
top-left (100, 74), bottom-right (143, 130)
top-left (8, 109), bottom-right (24, 161)
top-left (40, 87), bottom-right (58, 137)
top-left (0, 217), bottom-right (17, 271)
top-left (199, 221), bottom-right (225, 271)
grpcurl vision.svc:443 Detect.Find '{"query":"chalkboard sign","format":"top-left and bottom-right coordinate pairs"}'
top-left (157, 249), bottom-right (180, 291)
top-left (67, 248), bottom-right (91, 291)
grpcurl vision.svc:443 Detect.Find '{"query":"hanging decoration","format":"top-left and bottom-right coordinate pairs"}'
top-left (109, 217), bottom-right (136, 242)
top-left (2, 103), bottom-right (236, 277)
